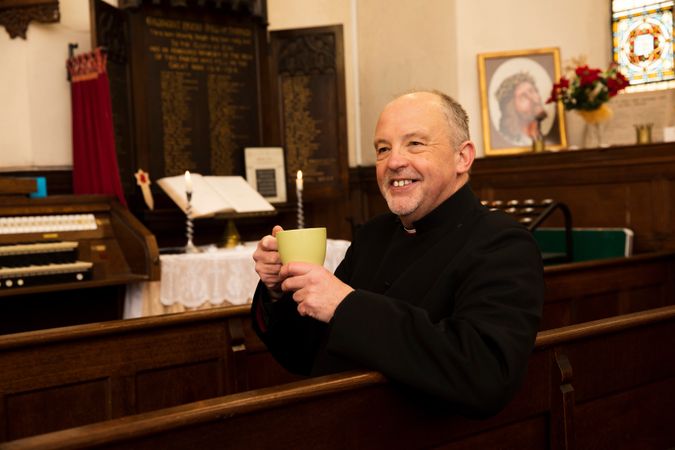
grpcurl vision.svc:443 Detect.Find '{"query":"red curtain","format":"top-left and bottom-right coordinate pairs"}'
top-left (67, 48), bottom-right (126, 206)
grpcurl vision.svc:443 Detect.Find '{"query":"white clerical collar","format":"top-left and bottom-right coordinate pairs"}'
top-left (403, 226), bottom-right (417, 235)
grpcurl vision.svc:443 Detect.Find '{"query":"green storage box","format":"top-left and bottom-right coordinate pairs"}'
top-left (533, 227), bottom-right (634, 264)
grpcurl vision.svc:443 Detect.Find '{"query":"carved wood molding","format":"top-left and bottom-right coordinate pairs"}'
top-left (118, 0), bottom-right (267, 21)
top-left (277, 33), bottom-right (337, 75)
top-left (0, 0), bottom-right (60, 39)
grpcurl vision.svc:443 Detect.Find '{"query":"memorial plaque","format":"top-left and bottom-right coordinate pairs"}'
top-left (91, 1), bottom-right (350, 248)
top-left (271, 25), bottom-right (348, 200)
top-left (93, 0), bottom-right (267, 192)
top-left (141, 12), bottom-right (263, 178)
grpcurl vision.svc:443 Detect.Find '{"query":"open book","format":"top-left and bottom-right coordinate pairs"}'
top-left (157, 174), bottom-right (275, 218)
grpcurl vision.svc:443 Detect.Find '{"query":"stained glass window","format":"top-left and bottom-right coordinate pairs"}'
top-left (612, 0), bottom-right (674, 89)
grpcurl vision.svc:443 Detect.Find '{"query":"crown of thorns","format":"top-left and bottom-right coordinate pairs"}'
top-left (495, 71), bottom-right (536, 104)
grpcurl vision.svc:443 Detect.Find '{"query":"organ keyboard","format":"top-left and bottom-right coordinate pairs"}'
top-left (0, 193), bottom-right (160, 334)
top-left (0, 214), bottom-right (98, 234)
top-left (0, 240), bottom-right (92, 288)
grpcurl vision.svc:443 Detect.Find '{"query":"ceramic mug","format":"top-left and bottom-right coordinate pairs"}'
top-left (276, 227), bottom-right (327, 265)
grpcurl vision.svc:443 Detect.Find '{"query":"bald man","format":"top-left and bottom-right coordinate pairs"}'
top-left (251, 90), bottom-right (544, 417)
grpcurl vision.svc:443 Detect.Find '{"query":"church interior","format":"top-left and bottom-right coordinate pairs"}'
top-left (1, 0), bottom-right (675, 448)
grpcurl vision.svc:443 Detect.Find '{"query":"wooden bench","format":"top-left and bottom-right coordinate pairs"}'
top-left (542, 251), bottom-right (675, 329)
top-left (0, 306), bottom-right (297, 442)
top-left (0, 252), bottom-right (673, 443)
top-left (3, 305), bottom-right (675, 450)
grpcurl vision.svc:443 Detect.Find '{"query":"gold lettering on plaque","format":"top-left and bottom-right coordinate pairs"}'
top-left (282, 75), bottom-right (321, 179)
top-left (160, 71), bottom-right (196, 173)
top-left (146, 17), bottom-right (257, 175)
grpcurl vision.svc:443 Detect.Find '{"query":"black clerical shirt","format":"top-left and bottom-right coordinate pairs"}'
top-left (252, 183), bottom-right (544, 417)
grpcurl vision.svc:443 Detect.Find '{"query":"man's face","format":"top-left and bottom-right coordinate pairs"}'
top-left (373, 92), bottom-right (468, 227)
top-left (513, 81), bottom-right (544, 122)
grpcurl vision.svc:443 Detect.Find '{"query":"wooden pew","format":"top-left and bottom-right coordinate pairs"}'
top-left (0, 251), bottom-right (673, 444)
top-left (537, 305), bottom-right (675, 449)
top-left (0, 306), bottom-right (297, 442)
top-left (4, 305), bottom-right (675, 450)
top-left (541, 251), bottom-right (675, 329)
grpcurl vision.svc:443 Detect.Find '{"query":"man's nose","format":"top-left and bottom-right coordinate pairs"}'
top-left (386, 147), bottom-right (409, 170)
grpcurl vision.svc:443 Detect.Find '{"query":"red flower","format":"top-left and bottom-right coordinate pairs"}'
top-left (546, 77), bottom-right (570, 103)
top-left (616, 72), bottom-right (629, 87)
top-left (549, 58), bottom-right (629, 111)
top-left (607, 71), bottom-right (630, 96)
top-left (576, 65), bottom-right (602, 86)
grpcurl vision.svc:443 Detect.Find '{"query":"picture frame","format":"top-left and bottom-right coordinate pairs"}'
top-left (477, 47), bottom-right (567, 156)
top-left (244, 147), bottom-right (287, 203)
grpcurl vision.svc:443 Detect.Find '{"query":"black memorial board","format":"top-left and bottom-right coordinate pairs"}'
top-left (93, 0), bottom-right (268, 194)
top-left (270, 25), bottom-right (349, 201)
top-left (140, 10), bottom-right (263, 178)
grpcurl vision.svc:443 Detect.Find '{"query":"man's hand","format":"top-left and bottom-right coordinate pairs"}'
top-left (280, 262), bottom-right (354, 322)
top-left (252, 225), bottom-right (285, 298)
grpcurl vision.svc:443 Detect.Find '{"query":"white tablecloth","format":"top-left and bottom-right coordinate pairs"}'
top-left (125, 239), bottom-right (350, 318)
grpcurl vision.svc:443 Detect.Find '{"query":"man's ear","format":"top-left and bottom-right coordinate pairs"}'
top-left (455, 141), bottom-right (475, 175)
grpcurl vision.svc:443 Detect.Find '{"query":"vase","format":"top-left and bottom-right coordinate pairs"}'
top-left (576, 104), bottom-right (613, 149)
top-left (634, 123), bottom-right (653, 144)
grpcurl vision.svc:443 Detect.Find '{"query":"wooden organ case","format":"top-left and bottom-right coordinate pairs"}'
top-left (0, 194), bottom-right (159, 334)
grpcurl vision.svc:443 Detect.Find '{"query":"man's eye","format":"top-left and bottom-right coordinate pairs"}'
top-left (375, 147), bottom-right (390, 160)
top-left (409, 141), bottom-right (424, 146)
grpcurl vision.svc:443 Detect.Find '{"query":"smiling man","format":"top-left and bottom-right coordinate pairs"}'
top-left (251, 90), bottom-right (544, 417)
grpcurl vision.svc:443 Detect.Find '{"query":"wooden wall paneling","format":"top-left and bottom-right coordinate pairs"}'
top-left (91, 0), bottom-right (136, 196)
top-left (0, 170), bottom-right (71, 196)
top-left (347, 166), bottom-right (387, 232)
top-left (0, 178), bottom-right (36, 195)
top-left (470, 143), bottom-right (675, 253)
top-left (347, 144), bottom-right (675, 252)
top-left (270, 25), bottom-right (349, 202)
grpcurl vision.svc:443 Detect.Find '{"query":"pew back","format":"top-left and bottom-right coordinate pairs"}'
top-left (541, 251), bottom-right (675, 329)
top-left (4, 306), bottom-right (675, 450)
top-left (0, 306), bottom-right (296, 442)
top-left (0, 252), bottom-right (673, 444)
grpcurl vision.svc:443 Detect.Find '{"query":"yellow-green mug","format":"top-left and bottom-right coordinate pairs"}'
top-left (276, 227), bottom-right (327, 265)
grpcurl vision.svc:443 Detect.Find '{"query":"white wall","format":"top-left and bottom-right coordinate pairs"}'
top-left (0, 0), bottom-right (632, 169)
top-left (0, 0), bottom-right (92, 170)
top-left (455, 0), bottom-right (612, 153)
top-left (356, 0), bottom-right (458, 165)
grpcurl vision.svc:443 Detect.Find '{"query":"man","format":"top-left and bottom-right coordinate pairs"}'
top-left (251, 90), bottom-right (544, 417)
top-left (496, 72), bottom-right (546, 146)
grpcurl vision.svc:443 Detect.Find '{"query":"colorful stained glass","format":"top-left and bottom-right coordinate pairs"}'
top-left (612, 0), bottom-right (674, 85)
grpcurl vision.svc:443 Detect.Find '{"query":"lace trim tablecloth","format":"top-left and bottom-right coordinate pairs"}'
top-left (127, 239), bottom-right (350, 314)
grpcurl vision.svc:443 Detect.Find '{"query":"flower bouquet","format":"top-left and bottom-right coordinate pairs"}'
top-left (547, 56), bottom-right (629, 146)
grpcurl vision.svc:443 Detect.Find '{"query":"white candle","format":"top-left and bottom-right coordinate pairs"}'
top-left (296, 170), bottom-right (303, 191)
top-left (185, 170), bottom-right (192, 195)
